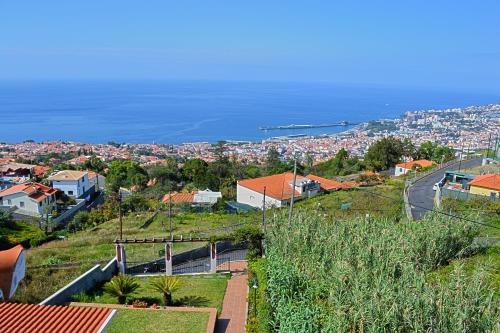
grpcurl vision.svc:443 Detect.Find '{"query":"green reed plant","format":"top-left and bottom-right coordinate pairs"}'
top-left (264, 211), bottom-right (498, 332)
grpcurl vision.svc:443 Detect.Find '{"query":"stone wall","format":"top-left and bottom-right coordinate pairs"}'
top-left (40, 258), bottom-right (117, 305)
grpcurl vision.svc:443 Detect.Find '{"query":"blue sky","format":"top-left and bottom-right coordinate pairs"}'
top-left (1, 1), bottom-right (499, 91)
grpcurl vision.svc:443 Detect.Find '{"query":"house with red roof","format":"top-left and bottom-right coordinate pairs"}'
top-left (0, 182), bottom-right (58, 217)
top-left (0, 245), bottom-right (25, 300)
top-left (394, 159), bottom-right (435, 176)
top-left (162, 189), bottom-right (222, 206)
top-left (237, 172), bottom-right (320, 209)
top-left (468, 174), bottom-right (500, 198)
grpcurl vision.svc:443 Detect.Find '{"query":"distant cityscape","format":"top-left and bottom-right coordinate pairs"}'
top-left (1, 103), bottom-right (499, 166)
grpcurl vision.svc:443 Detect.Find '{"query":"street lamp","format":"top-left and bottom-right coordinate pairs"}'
top-left (252, 276), bottom-right (258, 318)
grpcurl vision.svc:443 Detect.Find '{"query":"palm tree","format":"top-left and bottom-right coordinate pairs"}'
top-left (150, 276), bottom-right (182, 306)
top-left (103, 274), bottom-right (140, 304)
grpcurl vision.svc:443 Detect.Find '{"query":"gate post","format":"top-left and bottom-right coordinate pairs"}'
top-left (115, 243), bottom-right (126, 274)
top-left (165, 242), bottom-right (173, 276)
top-left (210, 242), bottom-right (217, 273)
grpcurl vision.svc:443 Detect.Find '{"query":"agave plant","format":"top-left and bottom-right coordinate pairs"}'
top-left (150, 276), bottom-right (182, 306)
top-left (103, 274), bottom-right (140, 304)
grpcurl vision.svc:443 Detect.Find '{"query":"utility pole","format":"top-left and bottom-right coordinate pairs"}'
top-left (486, 133), bottom-right (492, 159)
top-left (262, 186), bottom-right (267, 233)
top-left (458, 141), bottom-right (465, 172)
top-left (261, 186), bottom-right (267, 257)
top-left (288, 157), bottom-right (297, 226)
top-left (169, 191), bottom-right (173, 239)
top-left (118, 192), bottom-right (123, 240)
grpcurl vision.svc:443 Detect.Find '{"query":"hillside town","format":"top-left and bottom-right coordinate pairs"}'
top-left (1, 104), bottom-right (499, 167)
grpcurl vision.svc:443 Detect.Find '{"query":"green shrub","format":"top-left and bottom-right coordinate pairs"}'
top-left (264, 211), bottom-right (497, 332)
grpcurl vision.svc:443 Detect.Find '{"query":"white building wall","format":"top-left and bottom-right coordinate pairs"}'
top-left (236, 184), bottom-right (283, 209)
top-left (395, 167), bottom-right (409, 177)
top-left (0, 192), bottom-right (53, 216)
top-left (51, 175), bottom-right (89, 198)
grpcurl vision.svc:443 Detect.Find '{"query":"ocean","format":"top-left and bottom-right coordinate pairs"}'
top-left (0, 80), bottom-right (499, 144)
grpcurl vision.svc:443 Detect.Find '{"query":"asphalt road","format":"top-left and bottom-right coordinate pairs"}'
top-left (408, 158), bottom-right (482, 220)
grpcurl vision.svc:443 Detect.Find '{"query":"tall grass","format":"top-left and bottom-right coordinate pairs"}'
top-left (264, 211), bottom-right (498, 332)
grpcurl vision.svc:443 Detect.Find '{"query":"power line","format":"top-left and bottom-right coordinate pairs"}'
top-left (360, 188), bottom-right (500, 230)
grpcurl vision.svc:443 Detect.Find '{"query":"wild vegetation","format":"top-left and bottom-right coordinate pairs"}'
top-left (261, 211), bottom-right (498, 332)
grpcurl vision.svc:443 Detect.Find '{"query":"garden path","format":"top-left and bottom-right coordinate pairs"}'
top-left (215, 261), bottom-right (248, 333)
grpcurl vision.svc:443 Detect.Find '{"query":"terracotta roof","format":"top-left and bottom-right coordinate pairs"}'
top-left (32, 166), bottom-right (51, 177)
top-left (306, 174), bottom-right (343, 191)
top-left (0, 182), bottom-right (58, 202)
top-left (0, 245), bottom-right (24, 299)
top-left (396, 159), bottom-right (435, 169)
top-left (469, 174), bottom-right (500, 191)
top-left (0, 302), bottom-right (114, 333)
top-left (238, 172), bottom-right (303, 200)
top-left (162, 192), bottom-right (195, 204)
top-left (48, 170), bottom-right (87, 181)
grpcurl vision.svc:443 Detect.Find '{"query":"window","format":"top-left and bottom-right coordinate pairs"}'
top-left (20, 201), bottom-right (25, 208)
top-left (7, 199), bottom-right (12, 205)
top-left (68, 191), bottom-right (74, 195)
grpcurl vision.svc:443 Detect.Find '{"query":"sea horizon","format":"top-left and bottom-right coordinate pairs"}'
top-left (1, 80), bottom-right (499, 145)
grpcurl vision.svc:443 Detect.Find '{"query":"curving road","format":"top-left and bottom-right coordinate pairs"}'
top-left (408, 158), bottom-right (482, 220)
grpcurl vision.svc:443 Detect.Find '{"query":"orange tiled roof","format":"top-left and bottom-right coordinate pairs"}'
top-left (162, 192), bottom-right (195, 204)
top-left (0, 302), bottom-right (114, 333)
top-left (0, 182), bottom-right (58, 202)
top-left (0, 245), bottom-right (23, 299)
top-left (469, 174), bottom-right (500, 191)
top-left (32, 166), bottom-right (51, 177)
top-left (306, 174), bottom-right (342, 191)
top-left (396, 159), bottom-right (435, 169)
top-left (238, 172), bottom-right (303, 200)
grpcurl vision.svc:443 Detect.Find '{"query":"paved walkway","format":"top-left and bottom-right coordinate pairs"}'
top-left (215, 261), bottom-right (248, 333)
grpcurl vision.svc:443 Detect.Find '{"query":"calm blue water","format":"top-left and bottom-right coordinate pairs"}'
top-left (0, 80), bottom-right (499, 144)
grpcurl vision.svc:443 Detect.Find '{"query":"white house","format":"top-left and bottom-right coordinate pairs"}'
top-left (48, 170), bottom-right (90, 198)
top-left (0, 245), bottom-right (26, 300)
top-left (237, 172), bottom-right (320, 209)
top-left (0, 182), bottom-right (58, 217)
top-left (394, 159), bottom-right (435, 176)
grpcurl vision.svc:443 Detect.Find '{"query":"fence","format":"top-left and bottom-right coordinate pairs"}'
top-left (53, 199), bottom-right (86, 225)
top-left (441, 187), bottom-right (497, 202)
top-left (40, 258), bottom-right (117, 305)
top-left (127, 241), bottom-right (247, 275)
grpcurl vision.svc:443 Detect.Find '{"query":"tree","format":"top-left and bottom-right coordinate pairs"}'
top-left (150, 276), bottom-right (182, 306)
top-left (417, 141), bottom-right (454, 163)
top-left (364, 137), bottom-right (405, 171)
top-left (182, 158), bottom-right (208, 188)
top-left (83, 155), bottom-right (106, 173)
top-left (122, 193), bottom-right (151, 213)
top-left (103, 275), bottom-right (140, 304)
top-left (107, 160), bottom-right (148, 192)
top-left (0, 210), bottom-right (13, 227)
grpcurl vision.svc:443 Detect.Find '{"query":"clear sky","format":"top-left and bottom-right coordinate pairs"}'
top-left (1, 1), bottom-right (499, 91)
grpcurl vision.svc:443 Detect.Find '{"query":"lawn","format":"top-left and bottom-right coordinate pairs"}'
top-left (106, 309), bottom-right (209, 333)
top-left (295, 181), bottom-right (404, 220)
top-left (76, 273), bottom-right (230, 314)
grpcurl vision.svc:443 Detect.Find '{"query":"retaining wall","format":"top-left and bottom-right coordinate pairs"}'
top-left (40, 258), bottom-right (118, 305)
